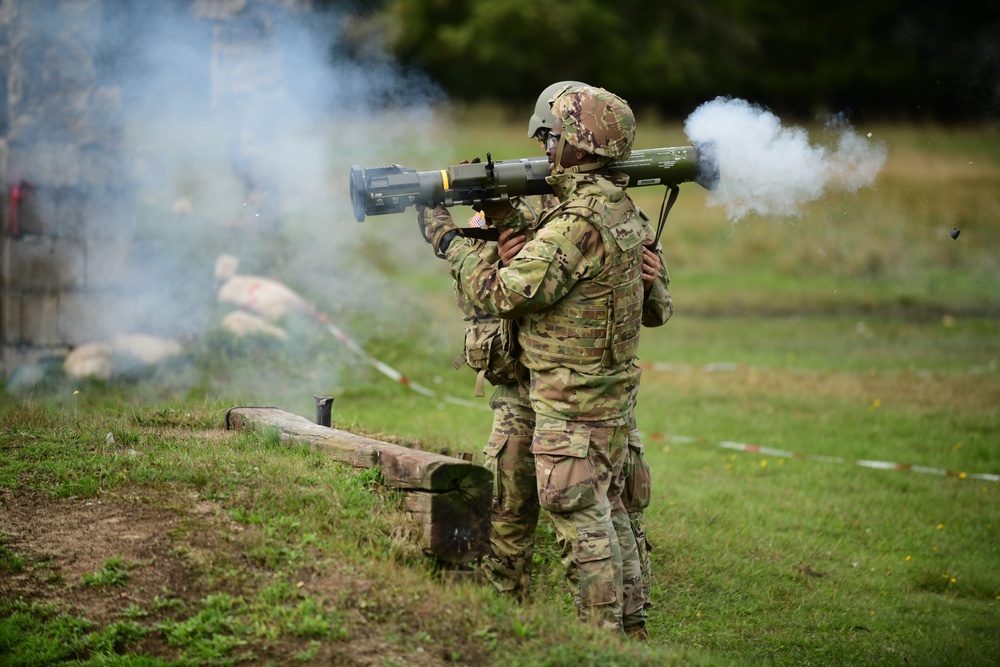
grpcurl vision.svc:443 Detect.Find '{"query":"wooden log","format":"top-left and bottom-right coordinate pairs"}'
top-left (226, 406), bottom-right (492, 563)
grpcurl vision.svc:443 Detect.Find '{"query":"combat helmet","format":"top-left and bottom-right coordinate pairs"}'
top-left (550, 85), bottom-right (636, 171)
top-left (527, 80), bottom-right (587, 139)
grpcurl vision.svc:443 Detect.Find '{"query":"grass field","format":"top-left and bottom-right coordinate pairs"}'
top-left (2, 115), bottom-right (999, 666)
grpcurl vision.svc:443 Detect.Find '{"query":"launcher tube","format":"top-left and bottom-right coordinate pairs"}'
top-left (349, 142), bottom-right (718, 222)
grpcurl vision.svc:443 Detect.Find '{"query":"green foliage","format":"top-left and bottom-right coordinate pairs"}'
top-left (0, 601), bottom-right (160, 667)
top-left (351, 0), bottom-right (746, 117)
top-left (82, 556), bottom-right (140, 588)
top-left (157, 594), bottom-right (251, 663)
top-left (0, 533), bottom-right (25, 573)
top-left (346, 0), bottom-right (1000, 122)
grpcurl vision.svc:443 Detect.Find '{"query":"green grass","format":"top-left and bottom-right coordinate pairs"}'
top-left (3, 311), bottom-right (996, 665)
top-left (2, 119), bottom-right (999, 666)
top-left (0, 401), bottom-right (692, 666)
top-left (82, 556), bottom-right (140, 588)
top-left (0, 601), bottom-right (154, 666)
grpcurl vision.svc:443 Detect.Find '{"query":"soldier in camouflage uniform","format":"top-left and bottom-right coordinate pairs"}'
top-left (449, 209), bottom-right (541, 605)
top-left (418, 85), bottom-right (652, 632)
top-left (464, 83), bottom-right (670, 639)
top-left (497, 83), bottom-right (671, 639)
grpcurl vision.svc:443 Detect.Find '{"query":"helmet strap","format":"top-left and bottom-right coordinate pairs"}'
top-left (564, 162), bottom-right (604, 174)
top-left (551, 133), bottom-right (568, 175)
top-left (552, 132), bottom-right (604, 175)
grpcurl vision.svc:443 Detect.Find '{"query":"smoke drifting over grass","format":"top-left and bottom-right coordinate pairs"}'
top-left (102, 3), bottom-right (443, 334)
top-left (7, 2), bottom-right (449, 398)
top-left (684, 97), bottom-right (887, 222)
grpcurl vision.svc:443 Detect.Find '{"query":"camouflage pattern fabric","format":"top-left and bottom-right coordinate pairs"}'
top-left (480, 381), bottom-right (537, 601)
top-left (481, 385), bottom-right (654, 624)
top-left (416, 204), bottom-right (459, 258)
top-left (611, 449), bottom-right (647, 630)
top-left (627, 229), bottom-right (669, 613)
top-left (457, 197), bottom-right (545, 599)
top-left (485, 193), bottom-right (557, 235)
top-left (552, 85), bottom-right (636, 163)
top-left (447, 181), bottom-right (671, 628)
top-left (533, 417), bottom-right (629, 630)
top-left (445, 172), bottom-right (645, 631)
top-left (641, 238), bottom-right (673, 327)
top-left (622, 422), bottom-right (653, 615)
top-left (447, 172), bottom-right (645, 423)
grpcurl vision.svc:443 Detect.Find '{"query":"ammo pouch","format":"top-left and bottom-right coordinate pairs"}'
top-left (453, 316), bottom-right (521, 396)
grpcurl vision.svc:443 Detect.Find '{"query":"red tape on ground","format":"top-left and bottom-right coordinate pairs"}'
top-left (646, 433), bottom-right (999, 483)
top-left (247, 287), bottom-right (995, 480)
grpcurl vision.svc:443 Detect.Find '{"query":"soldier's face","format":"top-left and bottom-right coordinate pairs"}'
top-left (535, 128), bottom-right (550, 154)
top-left (546, 120), bottom-right (564, 167)
top-left (547, 119), bottom-right (590, 172)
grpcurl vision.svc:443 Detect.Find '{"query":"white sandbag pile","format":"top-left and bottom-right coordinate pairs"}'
top-left (64, 334), bottom-right (183, 380)
top-left (215, 254), bottom-right (314, 339)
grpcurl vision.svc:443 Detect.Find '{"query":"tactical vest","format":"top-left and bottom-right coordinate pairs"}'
top-left (519, 188), bottom-right (645, 370)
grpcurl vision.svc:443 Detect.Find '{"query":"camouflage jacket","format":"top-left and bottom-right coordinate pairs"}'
top-left (477, 193), bottom-right (672, 327)
top-left (446, 173), bottom-right (647, 421)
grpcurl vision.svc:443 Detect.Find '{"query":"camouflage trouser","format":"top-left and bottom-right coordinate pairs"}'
top-left (620, 425), bottom-right (653, 619)
top-left (533, 415), bottom-right (629, 632)
top-left (480, 384), bottom-right (649, 627)
top-left (480, 382), bottom-right (538, 602)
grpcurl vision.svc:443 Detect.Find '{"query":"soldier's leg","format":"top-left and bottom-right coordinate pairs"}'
top-left (612, 431), bottom-right (648, 635)
top-left (629, 509), bottom-right (651, 606)
top-left (533, 418), bottom-right (628, 632)
top-left (622, 425), bottom-right (653, 613)
top-left (480, 383), bottom-right (538, 601)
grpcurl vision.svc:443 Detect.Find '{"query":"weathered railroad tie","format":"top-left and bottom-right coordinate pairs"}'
top-left (225, 407), bottom-right (492, 564)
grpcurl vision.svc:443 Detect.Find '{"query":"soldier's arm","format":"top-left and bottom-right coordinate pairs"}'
top-left (446, 214), bottom-right (596, 319)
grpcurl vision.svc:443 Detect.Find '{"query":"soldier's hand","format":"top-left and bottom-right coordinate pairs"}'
top-left (416, 204), bottom-right (459, 258)
top-left (641, 245), bottom-right (660, 293)
top-left (475, 199), bottom-right (515, 222)
top-left (498, 227), bottom-right (526, 266)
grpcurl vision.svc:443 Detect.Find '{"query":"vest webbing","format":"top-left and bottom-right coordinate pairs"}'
top-left (520, 195), bottom-right (644, 368)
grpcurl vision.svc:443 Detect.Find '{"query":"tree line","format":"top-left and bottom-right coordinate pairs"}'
top-left (325, 0), bottom-right (1000, 123)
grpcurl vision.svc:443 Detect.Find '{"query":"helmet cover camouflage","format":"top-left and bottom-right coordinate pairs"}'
top-left (552, 85), bottom-right (636, 163)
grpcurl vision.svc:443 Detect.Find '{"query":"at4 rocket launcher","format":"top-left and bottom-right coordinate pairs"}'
top-left (349, 142), bottom-right (720, 223)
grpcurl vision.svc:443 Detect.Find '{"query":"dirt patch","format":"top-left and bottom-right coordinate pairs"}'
top-left (0, 488), bottom-right (195, 619)
top-left (0, 487), bottom-right (483, 666)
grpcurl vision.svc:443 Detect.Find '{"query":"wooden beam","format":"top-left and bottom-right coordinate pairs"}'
top-left (226, 406), bottom-right (492, 563)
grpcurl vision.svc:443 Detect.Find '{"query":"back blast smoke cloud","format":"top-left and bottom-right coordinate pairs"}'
top-left (5, 2), bottom-right (446, 396)
top-left (684, 97), bottom-right (888, 222)
top-left (76, 4), bottom-right (441, 336)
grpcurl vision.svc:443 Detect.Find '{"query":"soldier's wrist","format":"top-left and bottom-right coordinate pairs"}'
top-left (438, 230), bottom-right (459, 255)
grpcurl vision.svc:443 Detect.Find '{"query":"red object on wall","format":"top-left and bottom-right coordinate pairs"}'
top-left (8, 180), bottom-right (35, 239)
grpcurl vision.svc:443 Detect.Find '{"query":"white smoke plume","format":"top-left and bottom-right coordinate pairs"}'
top-left (6, 2), bottom-right (452, 399)
top-left (684, 97), bottom-right (888, 222)
top-left (91, 3), bottom-right (444, 337)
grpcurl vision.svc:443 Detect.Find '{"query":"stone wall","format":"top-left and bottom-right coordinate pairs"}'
top-left (0, 0), bottom-right (137, 375)
top-left (0, 0), bottom-right (311, 378)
